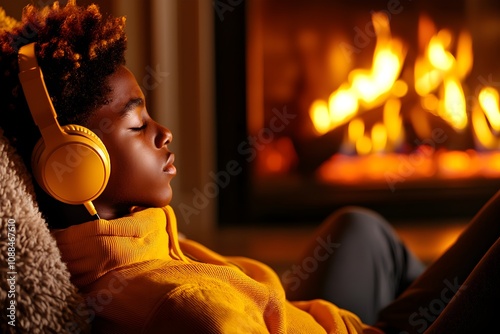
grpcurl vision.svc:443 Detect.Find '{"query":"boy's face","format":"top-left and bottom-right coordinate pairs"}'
top-left (85, 66), bottom-right (176, 219)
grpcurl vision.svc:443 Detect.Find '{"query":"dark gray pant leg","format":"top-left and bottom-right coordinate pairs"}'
top-left (284, 206), bottom-right (425, 325)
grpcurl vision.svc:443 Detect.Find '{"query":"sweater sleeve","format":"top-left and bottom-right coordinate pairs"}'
top-left (142, 284), bottom-right (270, 334)
top-left (142, 283), bottom-right (381, 334)
top-left (291, 300), bottom-right (384, 334)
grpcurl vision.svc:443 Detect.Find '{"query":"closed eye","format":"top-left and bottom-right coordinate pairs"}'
top-left (130, 124), bottom-right (147, 131)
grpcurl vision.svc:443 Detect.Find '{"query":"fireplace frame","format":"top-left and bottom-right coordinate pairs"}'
top-left (214, 0), bottom-right (500, 226)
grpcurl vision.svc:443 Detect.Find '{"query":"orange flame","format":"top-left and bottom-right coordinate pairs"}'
top-left (473, 86), bottom-right (500, 149)
top-left (309, 11), bottom-right (406, 140)
top-left (309, 11), bottom-right (480, 155)
top-left (298, 12), bottom-right (500, 184)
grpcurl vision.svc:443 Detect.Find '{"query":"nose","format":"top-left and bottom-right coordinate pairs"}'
top-left (155, 121), bottom-right (173, 148)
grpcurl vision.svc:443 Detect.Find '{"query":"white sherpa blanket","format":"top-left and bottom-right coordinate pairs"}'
top-left (0, 130), bottom-right (90, 333)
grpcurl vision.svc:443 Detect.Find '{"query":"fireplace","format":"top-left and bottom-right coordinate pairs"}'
top-left (215, 0), bottom-right (500, 226)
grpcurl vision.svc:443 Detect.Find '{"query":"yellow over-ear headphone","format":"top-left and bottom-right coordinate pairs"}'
top-left (17, 42), bottom-right (110, 217)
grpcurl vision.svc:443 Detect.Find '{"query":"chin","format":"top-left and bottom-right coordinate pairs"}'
top-left (161, 200), bottom-right (172, 207)
top-left (157, 195), bottom-right (173, 207)
top-left (141, 188), bottom-right (172, 208)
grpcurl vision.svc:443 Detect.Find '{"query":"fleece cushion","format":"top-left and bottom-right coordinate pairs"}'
top-left (0, 130), bottom-right (90, 333)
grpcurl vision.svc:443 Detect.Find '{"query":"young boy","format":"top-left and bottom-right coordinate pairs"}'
top-left (1, 2), bottom-right (499, 333)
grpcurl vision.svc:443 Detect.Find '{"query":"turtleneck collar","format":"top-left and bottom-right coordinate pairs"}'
top-left (51, 206), bottom-right (189, 288)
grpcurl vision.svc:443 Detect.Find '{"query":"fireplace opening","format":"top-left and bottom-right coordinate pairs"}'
top-left (215, 0), bottom-right (500, 226)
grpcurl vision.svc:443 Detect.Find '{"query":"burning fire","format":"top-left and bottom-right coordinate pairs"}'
top-left (309, 12), bottom-right (476, 148)
top-left (310, 12), bottom-right (407, 139)
top-left (304, 11), bottom-right (500, 183)
top-left (474, 86), bottom-right (500, 149)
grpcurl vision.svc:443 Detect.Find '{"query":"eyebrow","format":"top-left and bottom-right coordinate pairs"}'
top-left (119, 97), bottom-right (145, 118)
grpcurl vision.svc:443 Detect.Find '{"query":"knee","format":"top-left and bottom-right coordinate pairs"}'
top-left (322, 206), bottom-right (394, 242)
top-left (326, 206), bottom-right (388, 229)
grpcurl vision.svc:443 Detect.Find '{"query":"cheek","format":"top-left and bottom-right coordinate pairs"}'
top-left (108, 145), bottom-right (159, 185)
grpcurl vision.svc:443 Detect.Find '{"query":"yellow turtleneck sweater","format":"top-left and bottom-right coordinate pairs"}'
top-left (52, 206), bottom-right (382, 334)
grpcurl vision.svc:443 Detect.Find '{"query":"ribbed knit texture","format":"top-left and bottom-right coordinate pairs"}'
top-left (52, 206), bottom-right (382, 334)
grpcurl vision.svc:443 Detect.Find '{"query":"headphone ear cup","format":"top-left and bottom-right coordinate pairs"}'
top-left (31, 124), bottom-right (110, 205)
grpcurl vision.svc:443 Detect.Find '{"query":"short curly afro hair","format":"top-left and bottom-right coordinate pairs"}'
top-left (0, 0), bottom-right (127, 169)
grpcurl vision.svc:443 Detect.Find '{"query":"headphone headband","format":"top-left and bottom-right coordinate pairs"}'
top-left (18, 43), bottom-right (61, 135)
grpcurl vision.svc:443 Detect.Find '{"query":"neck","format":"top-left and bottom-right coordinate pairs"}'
top-left (93, 202), bottom-right (136, 221)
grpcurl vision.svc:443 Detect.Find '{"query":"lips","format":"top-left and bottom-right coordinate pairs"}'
top-left (163, 153), bottom-right (176, 174)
